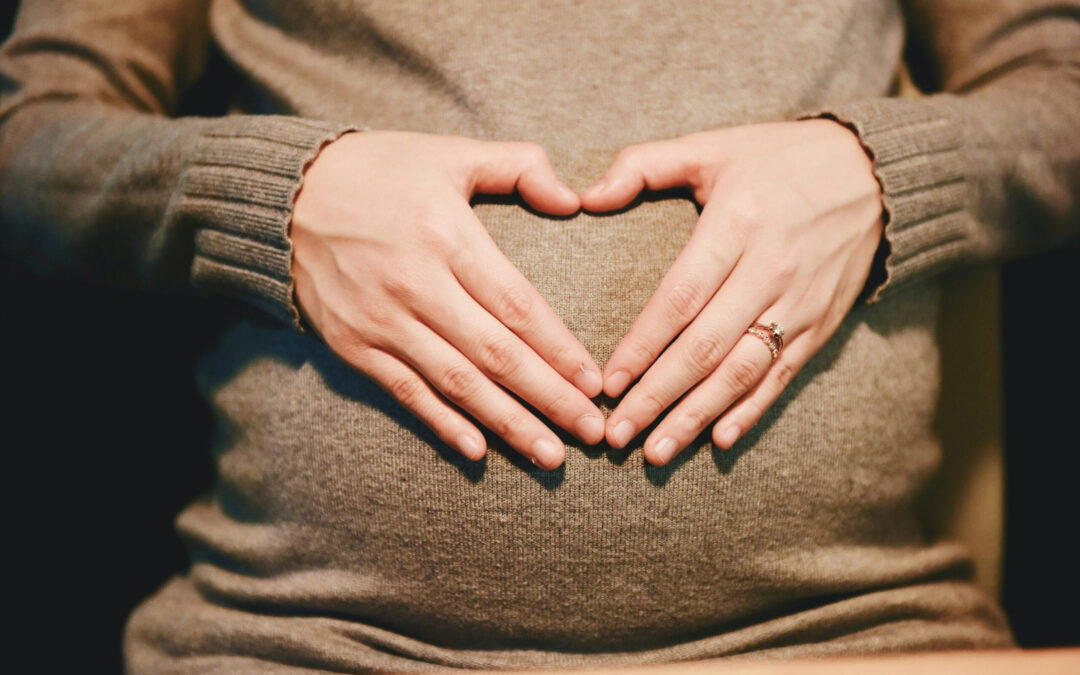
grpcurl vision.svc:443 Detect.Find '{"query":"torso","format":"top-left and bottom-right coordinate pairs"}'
top-left (127, 1), bottom-right (1013, 669)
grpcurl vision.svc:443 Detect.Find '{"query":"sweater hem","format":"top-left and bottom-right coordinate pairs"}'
top-left (799, 96), bottom-right (971, 303)
top-left (183, 116), bottom-right (362, 329)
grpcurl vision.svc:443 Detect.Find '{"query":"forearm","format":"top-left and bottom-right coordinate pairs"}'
top-left (0, 0), bottom-right (357, 326)
top-left (803, 1), bottom-right (1080, 302)
top-left (0, 100), bottom-right (354, 325)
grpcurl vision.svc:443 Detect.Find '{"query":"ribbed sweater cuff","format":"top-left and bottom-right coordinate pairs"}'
top-left (182, 116), bottom-right (360, 328)
top-left (800, 96), bottom-right (969, 303)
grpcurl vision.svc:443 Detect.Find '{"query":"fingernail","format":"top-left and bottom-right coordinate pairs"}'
top-left (652, 437), bottom-right (678, 464)
top-left (457, 433), bottom-right (483, 460)
top-left (720, 425), bottom-right (740, 449)
top-left (610, 419), bottom-right (636, 448)
top-left (531, 438), bottom-right (564, 469)
top-left (573, 366), bottom-right (603, 397)
top-left (576, 414), bottom-right (605, 444)
top-left (590, 179), bottom-right (609, 194)
top-left (606, 370), bottom-right (632, 397)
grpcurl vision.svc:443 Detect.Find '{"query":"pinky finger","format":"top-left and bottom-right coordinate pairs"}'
top-left (363, 349), bottom-right (488, 460)
top-left (711, 337), bottom-right (813, 450)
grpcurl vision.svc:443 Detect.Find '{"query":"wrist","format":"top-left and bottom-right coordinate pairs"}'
top-left (186, 117), bottom-right (362, 330)
top-left (796, 98), bottom-right (968, 303)
top-left (800, 116), bottom-right (888, 302)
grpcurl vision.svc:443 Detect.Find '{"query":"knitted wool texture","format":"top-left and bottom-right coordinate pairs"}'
top-left (2, 0), bottom-right (1078, 671)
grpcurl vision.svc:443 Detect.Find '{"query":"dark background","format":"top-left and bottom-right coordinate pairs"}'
top-left (2, 4), bottom-right (1077, 672)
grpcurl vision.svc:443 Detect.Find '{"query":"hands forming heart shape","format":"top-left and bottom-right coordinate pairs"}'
top-left (291, 121), bottom-right (883, 470)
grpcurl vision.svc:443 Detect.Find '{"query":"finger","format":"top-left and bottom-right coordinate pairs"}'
top-left (418, 272), bottom-right (605, 445)
top-left (605, 257), bottom-right (772, 450)
top-left (602, 198), bottom-right (739, 398)
top-left (391, 320), bottom-right (568, 469)
top-left (712, 335), bottom-right (814, 450)
top-left (641, 334), bottom-right (773, 466)
top-left (580, 139), bottom-right (700, 211)
top-left (450, 207), bottom-right (604, 398)
top-left (469, 141), bottom-right (580, 215)
top-left (358, 348), bottom-right (488, 461)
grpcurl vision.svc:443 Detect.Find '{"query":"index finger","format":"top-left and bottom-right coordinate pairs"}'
top-left (602, 199), bottom-right (740, 398)
top-left (450, 208), bottom-right (604, 398)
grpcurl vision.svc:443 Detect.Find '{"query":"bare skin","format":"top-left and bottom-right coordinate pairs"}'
top-left (291, 131), bottom-right (605, 469)
top-left (582, 119), bottom-right (884, 466)
top-left (291, 121), bottom-right (882, 470)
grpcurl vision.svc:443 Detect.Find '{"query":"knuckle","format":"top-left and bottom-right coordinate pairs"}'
top-left (426, 403), bottom-right (453, 430)
top-left (317, 311), bottom-right (357, 352)
top-left (614, 144), bottom-right (642, 169)
top-left (491, 412), bottom-right (528, 440)
top-left (322, 310), bottom-right (378, 356)
top-left (442, 365), bottom-right (481, 402)
top-left (723, 188), bottom-right (769, 236)
top-left (387, 375), bottom-right (425, 409)
top-left (539, 389), bottom-right (572, 420)
top-left (679, 150), bottom-right (708, 186)
top-left (702, 242), bottom-right (733, 269)
top-left (687, 330), bottom-right (726, 369)
top-left (773, 360), bottom-right (797, 388)
top-left (381, 265), bottom-right (425, 303)
top-left (766, 254), bottom-right (798, 285)
top-left (363, 319), bottom-right (411, 354)
top-left (640, 390), bottom-right (668, 417)
top-left (816, 297), bottom-right (840, 325)
top-left (413, 214), bottom-right (460, 256)
top-left (626, 339), bottom-right (658, 366)
top-left (478, 335), bottom-right (522, 380)
top-left (679, 405), bottom-right (714, 433)
top-left (358, 296), bottom-right (397, 330)
top-left (664, 281), bottom-right (704, 323)
top-left (545, 341), bottom-right (572, 372)
top-left (493, 283), bottom-right (534, 326)
top-left (724, 356), bottom-right (761, 391)
top-left (725, 408), bottom-right (759, 440)
top-left (522, 142), bottom-right (547, 164)
top-left (336, 341), bottom-right (377, 372)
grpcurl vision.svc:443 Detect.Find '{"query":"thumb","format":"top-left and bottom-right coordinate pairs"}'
top-left (469, 141), bottom-right (580, 216)
top-left (580, 140), bottom-right (700, 212)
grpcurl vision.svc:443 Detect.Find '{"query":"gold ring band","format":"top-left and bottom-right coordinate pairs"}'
top-left (747, 322), bottom-right (785, 360)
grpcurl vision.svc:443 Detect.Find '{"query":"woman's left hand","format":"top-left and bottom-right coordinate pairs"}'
top-left (581, 120), bottom-right (884, 465)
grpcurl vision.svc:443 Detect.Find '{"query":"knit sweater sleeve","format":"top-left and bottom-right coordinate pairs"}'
top-left (801, 0), bottom-right (1080, 303)
top-left (0, 1), bottom-right (358, 328)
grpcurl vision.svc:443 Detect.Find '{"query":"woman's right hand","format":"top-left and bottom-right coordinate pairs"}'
top-left (291, 131), bottom-right (604, 469)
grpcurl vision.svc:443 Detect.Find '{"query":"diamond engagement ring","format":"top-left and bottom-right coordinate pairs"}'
top-left (747, 322), bottom-right (785, 360)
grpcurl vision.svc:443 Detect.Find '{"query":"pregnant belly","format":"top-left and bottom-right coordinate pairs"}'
top-left (179, 197), bottom-right (950, 651)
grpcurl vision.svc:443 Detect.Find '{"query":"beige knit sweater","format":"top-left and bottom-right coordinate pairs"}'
top-left (2, 1), bottom-right (1078, 672)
